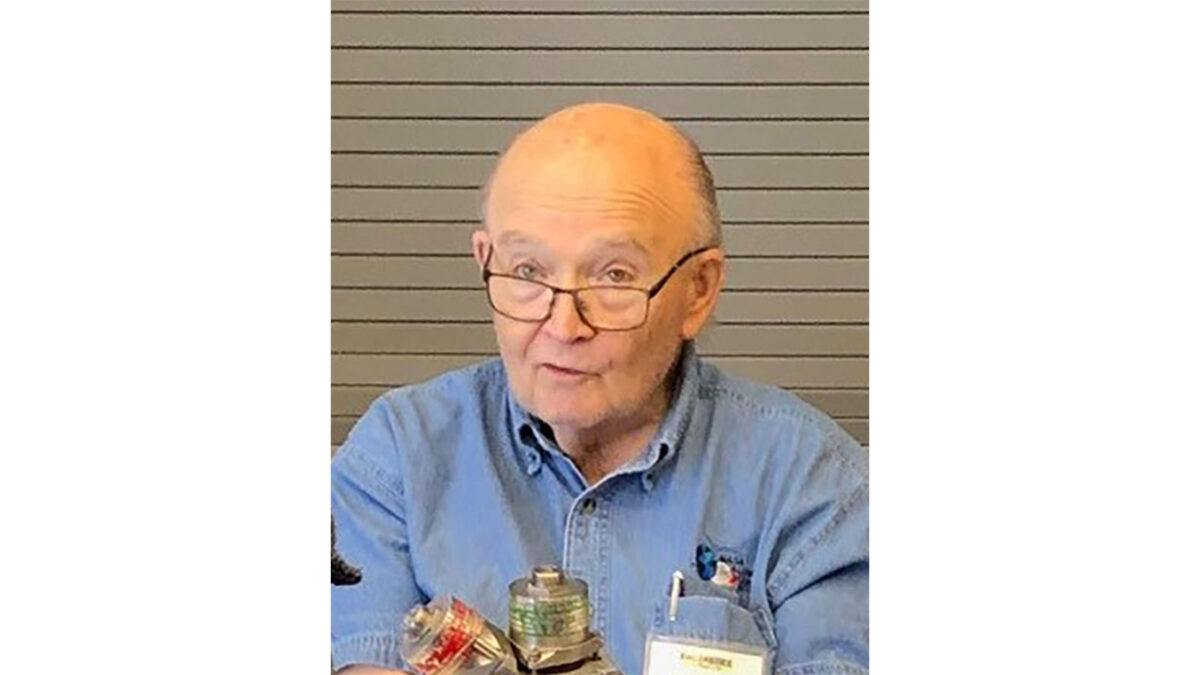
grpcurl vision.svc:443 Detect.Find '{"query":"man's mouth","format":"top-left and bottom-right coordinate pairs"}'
top-left (542, 363), bottom-right (592, 377)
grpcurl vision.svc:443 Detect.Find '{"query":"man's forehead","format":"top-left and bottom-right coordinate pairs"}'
top-left (497, 131), bottom-right (680, 190)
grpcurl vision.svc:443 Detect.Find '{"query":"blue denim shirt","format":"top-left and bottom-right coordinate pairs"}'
top-left (332, 344), bottom-right (868, 674)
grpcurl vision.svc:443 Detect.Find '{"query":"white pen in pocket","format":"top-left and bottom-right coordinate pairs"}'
top-left (668, 570), bottom-right (684, 622)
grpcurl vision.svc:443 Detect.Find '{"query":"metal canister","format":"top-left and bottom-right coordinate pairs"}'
top-left (508, 565), bottom-right (592, 651)
top-left (400, 595), bottom-right (518, 675)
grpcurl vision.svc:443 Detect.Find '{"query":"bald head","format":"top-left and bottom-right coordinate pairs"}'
top-left (483, 103), bottom-right (721, 249)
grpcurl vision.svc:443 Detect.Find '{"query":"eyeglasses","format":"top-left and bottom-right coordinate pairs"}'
top-left (482, 246), bottom-right (716, 331)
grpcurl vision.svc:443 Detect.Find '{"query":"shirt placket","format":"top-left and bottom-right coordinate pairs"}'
top-left (563, 489), bottom-right (613, 639)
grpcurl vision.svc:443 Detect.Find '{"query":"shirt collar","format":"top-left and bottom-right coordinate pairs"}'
top-left (506, 341), bottom-right (702, 488)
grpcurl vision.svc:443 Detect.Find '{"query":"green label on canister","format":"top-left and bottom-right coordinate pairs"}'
top-left (509, 595), bottom-right (589, 638)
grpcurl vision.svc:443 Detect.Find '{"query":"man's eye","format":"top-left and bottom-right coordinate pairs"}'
top-left (514, 263), bottom-right (540, 279)
top-left (604, 269), bottom-right (635, 284)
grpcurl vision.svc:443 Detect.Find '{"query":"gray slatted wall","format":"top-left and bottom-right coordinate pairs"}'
top-left (331, 0), bottom-right (869, 450)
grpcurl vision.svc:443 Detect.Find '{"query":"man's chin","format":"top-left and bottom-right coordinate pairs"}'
top-left (529, 396), bottom-right (606, 430)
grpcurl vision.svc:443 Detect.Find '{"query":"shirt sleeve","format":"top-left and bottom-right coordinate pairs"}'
top-left (332, 396), bottom-right (424, 671)
top-left (767, 442), bottom-right (869, 674)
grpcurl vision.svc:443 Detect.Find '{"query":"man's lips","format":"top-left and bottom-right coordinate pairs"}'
top-left (541, 363), bottom-right (594, 376)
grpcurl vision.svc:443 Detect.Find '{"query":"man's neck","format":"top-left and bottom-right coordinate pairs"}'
top-left (549, 359), bottom-right (683, 486)
top-left (553, 411), bottom-right (664, 486)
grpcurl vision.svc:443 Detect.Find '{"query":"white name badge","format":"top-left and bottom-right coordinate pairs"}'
top-left (643, 635), bottom-right (770, 675)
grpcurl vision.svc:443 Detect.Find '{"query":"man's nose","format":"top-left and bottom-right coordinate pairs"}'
top-left (541, 291), bottom-right (595, 342)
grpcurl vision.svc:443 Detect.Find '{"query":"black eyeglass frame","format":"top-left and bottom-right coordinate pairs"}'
top-left (481, 245), bottom-right (717, 332)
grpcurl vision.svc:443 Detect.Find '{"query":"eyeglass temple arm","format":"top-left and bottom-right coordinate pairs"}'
top-left (645, 246), bottom-right (714, 298)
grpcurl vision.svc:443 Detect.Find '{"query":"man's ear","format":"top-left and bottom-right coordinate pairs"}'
top-left (681, 250), bottom-right (726, 340)
top-left (471, 229), bottom-right (491, 270)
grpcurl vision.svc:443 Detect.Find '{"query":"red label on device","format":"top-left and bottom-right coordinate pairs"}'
top-left (410, 598), bottom-right (480, 674)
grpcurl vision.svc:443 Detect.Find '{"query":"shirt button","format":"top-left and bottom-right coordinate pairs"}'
top-left (581, 498), bottom-right (596, 515)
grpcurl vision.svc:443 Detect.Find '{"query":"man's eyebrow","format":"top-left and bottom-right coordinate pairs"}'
top-left (494, 230), bottom-right (541, 248)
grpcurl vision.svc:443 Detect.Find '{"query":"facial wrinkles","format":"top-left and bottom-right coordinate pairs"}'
top-left (524, 191), bottom-right (677, 246)
top-left (504, 176), bottom-right (691, 268)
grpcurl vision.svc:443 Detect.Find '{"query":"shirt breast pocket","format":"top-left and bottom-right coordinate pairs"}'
top-left (651, 594), bottom-right (778, 651)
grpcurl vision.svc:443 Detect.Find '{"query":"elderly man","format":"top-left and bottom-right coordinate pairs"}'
top-left (332, 103), bottom-right (868, 674)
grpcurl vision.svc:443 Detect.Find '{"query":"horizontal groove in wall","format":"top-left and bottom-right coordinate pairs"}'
top-left (332, 319), bottom-right (869, 326)
top-left (333, 314), bottom-right (868, 326)
top-left (709, 320), bottom-right (865, 325)
top-left (330, 353), bottom-right (869, 360)
top-left (331, 219), bottom-right (869, 225)
top-left (328, 348), bottom-right (873, 360)
top-left (332, 11), bottom-right (868, 16)
top-left (330, 184), bottom-right (867, 191)
top-left (334, 150), bottom-right (500, 156)
top-left (332, 286), bottom-right (865, 293)
top-left (330, 253), bottom-right (868, 259)
top-left (333, 286), bottom-right (866, 294)
top-left (331, 320), bottom-right (871, 327)
top-left (331, 80), bottom-right (867, 87)
top-left (327, 413), bottom-right (868, 423)
top-left (332, 351), bottom-right (869, 358)
top-left (332, 286), bottom-right (867, 293)
top-left (331, 151), bottom-right (869, 157)
top-left (330, 186), bottom-right (866, 193)
top-left (332, 46), bottom-right (868, 52)
top-left (332, 115), bottom-right (869, 121)
top-left (331, 383), bottom-right (867, 391)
